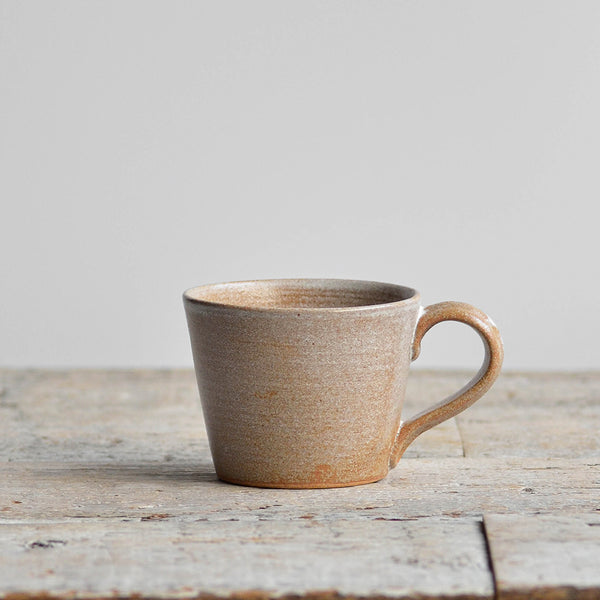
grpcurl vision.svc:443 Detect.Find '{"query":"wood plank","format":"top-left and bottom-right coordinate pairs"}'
top-left (0, 369), bottom-right (205, 463)
top-left (1, 370), bottom-right (598, 521)
top-left (484, 514), bottom-right (600, 599)
top-left (403, 372), bottom-right (464, 458)
top-left (14, 369), bottom-right (598, 464)
top-left (0, 518), bottom-right (493, 599)
top-left (400, 418), bottom-right (463, 459)
top-left (0, 369), bottom-right (464, 462)
top-left (2, 370), bottom-right (599, 599)
top-left (456, 372), bottom-right (600, 459)
top-left (1, 458), bottom-right (597, 521)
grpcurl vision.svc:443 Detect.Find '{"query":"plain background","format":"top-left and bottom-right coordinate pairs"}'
top-left (1, 1), bottom-right (598, 370)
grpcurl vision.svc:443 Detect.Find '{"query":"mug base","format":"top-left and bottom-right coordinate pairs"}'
top-left (217, 474), bottom-right (386, 489)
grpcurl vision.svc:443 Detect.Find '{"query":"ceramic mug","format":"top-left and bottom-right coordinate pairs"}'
top-left (183, 279), bottom-right (503, 489)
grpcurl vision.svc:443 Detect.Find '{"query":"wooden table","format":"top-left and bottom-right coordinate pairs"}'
top-left (0, 369), bottom-right (598, 599)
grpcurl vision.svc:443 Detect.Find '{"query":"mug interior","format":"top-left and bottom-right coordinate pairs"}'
top-left (184, 279), bottom-right (417, 310)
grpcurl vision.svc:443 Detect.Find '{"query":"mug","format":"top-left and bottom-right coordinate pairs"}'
top-left (183, 279), bottom-right (503, 488)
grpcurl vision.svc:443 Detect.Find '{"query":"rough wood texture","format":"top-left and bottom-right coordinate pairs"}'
top-left (0, 369), bottom-right (599, 599)
top-left (0, 519), bottom-right (492, 599)
top-left (484, 514), bottom-right (600, 600)
top-left (0, 458), bottom-right (597, 521)
top-left (454, 372), bottom-right (600, 459)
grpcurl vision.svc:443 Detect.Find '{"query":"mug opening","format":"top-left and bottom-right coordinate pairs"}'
top-left (184, 279), bottom-right (418, 311)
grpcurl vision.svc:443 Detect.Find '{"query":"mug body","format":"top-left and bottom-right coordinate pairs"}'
top-left (184, 279), bottom-right (420, 488)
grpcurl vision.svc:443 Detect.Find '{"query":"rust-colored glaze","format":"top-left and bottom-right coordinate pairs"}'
top-left (183, 279), bottom-right (503, 489)
top-left (218, 474), bottom-right (384, 489)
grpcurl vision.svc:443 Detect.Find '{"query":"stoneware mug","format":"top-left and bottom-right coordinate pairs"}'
top-left (183, 279), bottom-right (503, 489)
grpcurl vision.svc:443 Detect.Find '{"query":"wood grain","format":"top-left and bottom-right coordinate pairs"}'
top-left (1, 369), bottom-right (599, 599)
top-left (455, 372), bottom-right (600, 459)
top-left (484, 514), bottom-right (600, 599)
top-left (0, 458), bottom-right (597, 521)
top-left (0, 518), bottom-right (493, 599)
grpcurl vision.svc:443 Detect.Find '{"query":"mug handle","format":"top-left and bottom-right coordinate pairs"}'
top-left (389, 301), bottom-right (504, 468)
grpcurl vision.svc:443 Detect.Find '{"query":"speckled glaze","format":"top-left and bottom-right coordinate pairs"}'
top-left (183, 279), bottom-right (503, 488)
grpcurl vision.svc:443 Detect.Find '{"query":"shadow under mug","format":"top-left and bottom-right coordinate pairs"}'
top-left (183, 279), bottom-right (503, 489)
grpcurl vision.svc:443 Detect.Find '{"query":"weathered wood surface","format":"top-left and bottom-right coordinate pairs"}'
top-left (0, 369), bottom-right (599, 599)
top-left (453, 372), bottom-right (600, 459)
top-left (0, 458), bottom-right (597, 521)
top-left (0, 519), bottom-right (493, 599)
top-left (484, 514), bottom-right (600, 600)
top-left (0, 369), bottom-right (464, 462)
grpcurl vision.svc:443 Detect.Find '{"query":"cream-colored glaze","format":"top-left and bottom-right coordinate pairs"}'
top-left (183, 279), bottom-right (503, 488)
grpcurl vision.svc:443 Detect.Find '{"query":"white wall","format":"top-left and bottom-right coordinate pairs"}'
top-left (1, 1), bottom-right (598, 370)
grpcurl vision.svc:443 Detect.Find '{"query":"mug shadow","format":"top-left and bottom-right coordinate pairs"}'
top-left (41, 459), bottom-right (222, 485)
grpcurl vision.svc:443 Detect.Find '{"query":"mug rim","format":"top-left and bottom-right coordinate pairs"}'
top-left (183, 278), bottom-right (420, 314)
